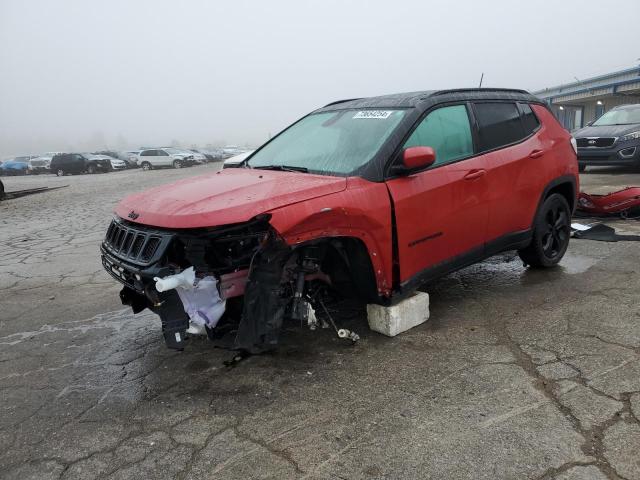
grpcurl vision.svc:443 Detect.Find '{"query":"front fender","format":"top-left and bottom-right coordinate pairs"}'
top-left (268, 177), bottom-right (394, 296)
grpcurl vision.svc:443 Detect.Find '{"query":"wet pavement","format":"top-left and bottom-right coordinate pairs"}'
top-left (1, 166), bottom-right (639, 479)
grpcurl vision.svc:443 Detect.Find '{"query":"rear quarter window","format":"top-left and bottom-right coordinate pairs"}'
top-left (519, 103), bottom-right (540, 136)
top-left (473, 102), bottom-right (526, 152)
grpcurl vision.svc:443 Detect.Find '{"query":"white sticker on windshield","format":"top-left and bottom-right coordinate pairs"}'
top-left (353, 110), bottom-right (393, 119)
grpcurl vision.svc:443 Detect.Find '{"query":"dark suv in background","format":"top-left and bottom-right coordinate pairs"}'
top-left (573, 103), bottom-right (640, 171)
top-left (50, 153), bottom-right (111, 176)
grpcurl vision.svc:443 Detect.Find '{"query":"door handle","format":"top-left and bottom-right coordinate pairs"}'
top-left (464, 169), bottom-right (486, 180)
top-left (529, 149), bottom-right (545, 159)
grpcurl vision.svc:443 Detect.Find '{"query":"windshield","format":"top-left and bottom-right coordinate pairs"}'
top-left (248, 109), bottom-right (407, 175)
top-left (593, 106), bottom-right (640, 126)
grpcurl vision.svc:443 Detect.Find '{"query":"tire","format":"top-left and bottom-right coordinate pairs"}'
top-left (173, 159), bottom-right (182, 169)
top-left (56, 169), bottom-right (65, 177)
top-left (578, 164), bottom-right (587, 173)
top-left (518, 193), bottom-right (571, 268)
top-left (141, 162), bottom-right (152, 171)
top-left (87, 164), bottom-right (96, 174)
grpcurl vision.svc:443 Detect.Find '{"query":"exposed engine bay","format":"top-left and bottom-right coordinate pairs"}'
top-left (101, 215), bottom-right (371, 356)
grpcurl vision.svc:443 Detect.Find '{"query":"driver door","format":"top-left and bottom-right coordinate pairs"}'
top-left (385, 104), bottom-right (490, 284)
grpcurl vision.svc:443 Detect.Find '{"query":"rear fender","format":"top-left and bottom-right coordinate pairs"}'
top-left (268, 177), bottom-right (394, 296)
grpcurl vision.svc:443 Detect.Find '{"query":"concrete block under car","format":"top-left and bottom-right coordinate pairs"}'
top-left (367, 292), bottom-right (430, 337)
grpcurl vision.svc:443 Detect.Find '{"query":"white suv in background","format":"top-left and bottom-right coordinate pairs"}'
top-left (137, 148), bottom-right (195, 170)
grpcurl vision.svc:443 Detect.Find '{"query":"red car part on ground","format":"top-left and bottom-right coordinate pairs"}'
top-left (577, 187), bottom-right (640, 216)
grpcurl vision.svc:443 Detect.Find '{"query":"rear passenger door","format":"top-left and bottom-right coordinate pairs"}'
top-left (385, 104), bottom-right (490, 284)
top-left (70, 154), bottom-right (85, 173)
top-left (472, 102), bottom-right (543, 242)
top-left (155, 150), bottom-right (172, 166)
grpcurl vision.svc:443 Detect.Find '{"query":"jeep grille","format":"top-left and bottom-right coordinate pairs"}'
top-left (103, 219), bottom-right (172, 266)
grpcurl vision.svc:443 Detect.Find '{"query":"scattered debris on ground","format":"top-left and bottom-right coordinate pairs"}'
top-left (577, 186), bottom-right (640, 218)
top-left (572, 222), bottom-right (640, 242)
top-left (0, 181), bottom-right (68, 201)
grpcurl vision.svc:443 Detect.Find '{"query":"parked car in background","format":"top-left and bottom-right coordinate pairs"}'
top-left (121, 151), bottom-right (140, 168)
top-left (223, 150), bottom-right (254, 168)
top-left (94, 150), bottom-right (120, 159)
top-left (189, 149), bottom-right (216, 163)
top-left (109, 157), bottom-right (127, 170)
top-left (28, 155), bottom-right (52, 174)
top-left (201, 148), bottom-right (226, 161)
top-left (173, 149), bottom-right (205, 164)
top-left (0, 156), bottom-right (34, 175)
top-left (573, 103), bottom-right (640, 172)
top-left (50, 153), bottom-right (111, 176)
top-left (101, 88), bottom-right (579, 352)
top-left (137, 148), bottom-right (195, 170)
top-left (93, 151), bottom-right (137, 168)
top-left (87, 154), bottom-right (126, 171)
top-left (221, 145), bottom-right (247, 158)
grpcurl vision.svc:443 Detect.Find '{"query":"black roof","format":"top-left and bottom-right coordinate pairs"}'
top-left (319, 88), bottom-right (541, 112)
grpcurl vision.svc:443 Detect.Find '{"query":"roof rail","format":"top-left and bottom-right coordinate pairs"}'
top-left (323, 98), bottom-right (362, 107)
top-left (431, 88), bottom-right (530, 96)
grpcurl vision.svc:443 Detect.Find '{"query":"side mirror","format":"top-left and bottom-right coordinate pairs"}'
top-left (403, 146), bottom-right (436, 169)
top-left (391, 146), bottom-right (436, 176)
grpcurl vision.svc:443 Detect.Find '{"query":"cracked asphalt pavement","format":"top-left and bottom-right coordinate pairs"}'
top-left (1, 165), bottom-right (640, 479)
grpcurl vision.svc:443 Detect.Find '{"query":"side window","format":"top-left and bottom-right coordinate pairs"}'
top-left (158, 150), bottom-right (169, 156)
top-left (140, 150), bottom-right (151, 156)
top-left (519, 103), bottom-right (540, 136)
top-left (474, 102), bottom-right (526, 152)
top-left (404, 105), bottom-right (473, 166)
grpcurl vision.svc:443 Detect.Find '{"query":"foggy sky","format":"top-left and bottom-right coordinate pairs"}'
top-left (1, 0), bottom-right (638, 158)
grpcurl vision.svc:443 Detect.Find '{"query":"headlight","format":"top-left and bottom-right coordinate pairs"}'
top-left (620, 131), bottom-right (640, 142)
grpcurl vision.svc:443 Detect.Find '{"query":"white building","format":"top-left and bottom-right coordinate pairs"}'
top-left (534, 66), bottom-right (640, 131)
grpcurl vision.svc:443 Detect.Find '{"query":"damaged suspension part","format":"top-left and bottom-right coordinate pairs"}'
top-left (291, 245), bottom-right (360, 345)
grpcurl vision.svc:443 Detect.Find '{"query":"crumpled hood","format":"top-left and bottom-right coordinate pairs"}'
top-left (573, 123), bottom-right (640, 138)
top-left (115, 168), bottom-right (347, 229)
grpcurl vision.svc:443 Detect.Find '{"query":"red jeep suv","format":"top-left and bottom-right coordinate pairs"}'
top-left (101, 88), bottom-right (578, 353)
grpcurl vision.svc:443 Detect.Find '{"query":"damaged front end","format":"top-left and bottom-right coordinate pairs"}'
top-left (100, 215), bottom-right (361, 353)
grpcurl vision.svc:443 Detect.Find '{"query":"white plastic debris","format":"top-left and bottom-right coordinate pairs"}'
top-left (571, 223), bottom-right (592, 231)
top-left (367, 291), bottom-right (430, 337)
top-left (153, 268), bottom-right (226, 333)
top-left (177, 276), bottom-right (226, 331)
top-left (186, 322), bottom-right (206, 335)
top-left (154, 267), bottom-right (196, 292)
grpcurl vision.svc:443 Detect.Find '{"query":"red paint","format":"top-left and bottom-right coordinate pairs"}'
top-left (403, 146), bottom-right (436, 169)
top-left (483, 105), bottom-right (578, 242)
top-left (219, 269), bottom-right (249, 299)
top-left (269, 177), bottom-right (394, 295)
top-left (115, 169), bottom-right (346, 229)
top-left (112, 104), bottom-right (578, 298)
top-left (386, 154), bottom-right (490, 281)
top-left (578, 187), bottom-right (640, 215)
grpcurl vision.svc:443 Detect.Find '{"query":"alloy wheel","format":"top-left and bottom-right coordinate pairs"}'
top-left (541, 204), bottom-right (569, 259)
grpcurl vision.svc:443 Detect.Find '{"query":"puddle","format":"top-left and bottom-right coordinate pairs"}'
top-left (557, 251), bottom-right (599, 274)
